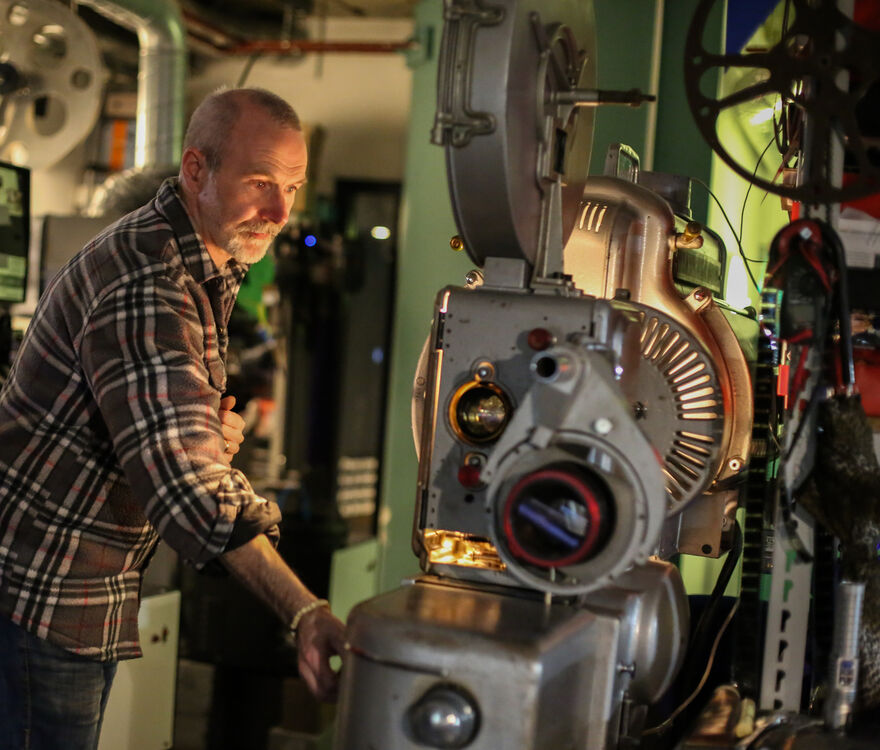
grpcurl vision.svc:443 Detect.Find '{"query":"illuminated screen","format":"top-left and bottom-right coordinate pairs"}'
top-left (0, 161), bottom-right (30, 303)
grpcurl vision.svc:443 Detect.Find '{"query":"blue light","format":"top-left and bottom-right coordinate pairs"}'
top-left (304, 234), bottom-right (317, 247)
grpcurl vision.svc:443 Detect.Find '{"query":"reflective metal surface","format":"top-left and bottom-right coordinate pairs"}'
top-left (0, 0), bottom-right (104, 168)
top-left (335, 563), bottom-right (687, 750)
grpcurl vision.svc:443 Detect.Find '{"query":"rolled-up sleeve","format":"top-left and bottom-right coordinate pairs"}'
top-left (79, 270), bottom-right (279, 567)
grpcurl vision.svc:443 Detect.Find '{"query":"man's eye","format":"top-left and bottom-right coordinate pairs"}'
top-left (286, 185), bottom-right (298, 194)
top-left (254, 181), bottom-right (267, 189)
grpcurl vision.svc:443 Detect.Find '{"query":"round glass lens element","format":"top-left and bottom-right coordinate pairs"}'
top-left (502, 465), bottom-right (613, 568)
top-left (449, 382), bottom-right (511, 444)
top-left (406, 684), bottom-right (479, 748)
top-left (458, 389), bottom-right (506, 438)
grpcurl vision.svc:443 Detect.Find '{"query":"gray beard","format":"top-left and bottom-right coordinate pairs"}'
top-left (227, 226), bottom-right (278, 264)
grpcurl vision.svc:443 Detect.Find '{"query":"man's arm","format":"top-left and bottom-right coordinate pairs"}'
top-left (221, 534), bottom-right (346, 701)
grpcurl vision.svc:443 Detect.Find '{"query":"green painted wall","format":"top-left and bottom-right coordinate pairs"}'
top-left (375, 0), bottom-right (472, 592)
top-left (591, 0), bottom-right (660, 170)
top-left (652, 0), bottom-right (725, 224)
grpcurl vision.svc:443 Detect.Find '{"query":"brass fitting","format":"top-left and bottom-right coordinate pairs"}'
top-left (676, 221), bottom-right (704, 249)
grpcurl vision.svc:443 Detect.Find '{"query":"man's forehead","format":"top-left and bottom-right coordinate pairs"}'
top-left (230, 131), bottom-right (307, 176)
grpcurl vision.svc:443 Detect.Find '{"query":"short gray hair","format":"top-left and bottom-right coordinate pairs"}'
top-left (183, 87), bottom-right (302, 171)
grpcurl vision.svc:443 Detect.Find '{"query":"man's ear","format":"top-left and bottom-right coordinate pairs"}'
top-left (179, 147), bottom-right (207, 191)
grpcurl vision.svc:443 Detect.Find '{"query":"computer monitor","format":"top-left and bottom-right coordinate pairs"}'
top-left (0, 161), bottom-right (30, 304)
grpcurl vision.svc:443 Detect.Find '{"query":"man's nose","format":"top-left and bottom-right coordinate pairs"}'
top-left (260, 187), bottom-right (290, 225)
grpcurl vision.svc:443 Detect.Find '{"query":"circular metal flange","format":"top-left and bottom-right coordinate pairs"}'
top-left (617, 300), bottom-right (724, 510)
top-left (435, 0), bottom-right (597, 266)
top-left (684, 0), bottom-right (880, 204)
top-left (486, 439), bottom-right (660, 597)
top-left (0, 0), bottom-right (105, 169)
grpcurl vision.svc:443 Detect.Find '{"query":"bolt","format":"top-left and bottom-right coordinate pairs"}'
top-left (465, 269), bottom-right (482, 285)
top-left (450, 235), bottom-right (465, 251)
top-left (593, 417), bottom-right (614, 435)
top-left (475, 362), bottom-right (494, 380)
top-left (9, 4), bottom-right (29, 25)
top-left (684, 220), bottom-right (702, 238)
top-left (466, 452), bottom-right (486, 467)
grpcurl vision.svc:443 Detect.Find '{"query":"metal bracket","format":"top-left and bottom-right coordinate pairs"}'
top-left (431, 0), bottom-right (504, 147)
top-left (759, 503), bottom-right (814, 711)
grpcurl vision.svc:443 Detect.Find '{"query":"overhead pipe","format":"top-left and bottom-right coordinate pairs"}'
top-left (224, 38), bottom-right (414, 54)
top-left (77, 0), bottom-right (186, 170)
top-left (181, 8), bottom-right (415, 56)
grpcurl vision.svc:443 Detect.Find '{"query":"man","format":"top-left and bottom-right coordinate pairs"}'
top-left (0, 88), bottom-right (346, 749)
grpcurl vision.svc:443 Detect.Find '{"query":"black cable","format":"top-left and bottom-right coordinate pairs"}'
top-left (643, 599), bottom-right (740, 737)
top-left (645, 522), bottom-right (744, 738)
top-left (772, 0), bottom-right (795, 157)
top-left (692, 177), bottom-right (762, 294)
top-left (738, 136), bottom-right (778, 247)
top-left (688, 520), bottom-right (744, 660)
top-left (817, 221), bottom-right (855, 388)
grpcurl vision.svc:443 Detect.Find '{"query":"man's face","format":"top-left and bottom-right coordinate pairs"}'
top-left (196, 108), bottom-right (308, 265)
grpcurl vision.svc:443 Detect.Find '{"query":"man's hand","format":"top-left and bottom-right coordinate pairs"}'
top-left (220, 535), bottom-right (347, 703)
top-left (295, 604), bottom-right (347, 702)
top-left (219, 395), bottom-right (245, 465)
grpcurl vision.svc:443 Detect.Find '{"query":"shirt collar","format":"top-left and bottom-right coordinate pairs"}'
top-left (153, 177), bottom-right (249, 289)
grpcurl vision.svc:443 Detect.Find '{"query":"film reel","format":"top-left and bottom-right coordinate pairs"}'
top-left (684, 0), bottom-right (880, 204)
top-left (0, 0), bottom-right (104, 169)
top-left (432, 0), bottom-right (597, 268)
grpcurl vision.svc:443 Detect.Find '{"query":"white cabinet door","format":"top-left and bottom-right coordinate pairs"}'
top-left (99, 590), bottom-right (181, 750)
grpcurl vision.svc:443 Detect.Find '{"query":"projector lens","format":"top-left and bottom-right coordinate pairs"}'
top-left (502, 465), bottom-right (613, 568)
top-left (449, 381), bottom-right (511, 444)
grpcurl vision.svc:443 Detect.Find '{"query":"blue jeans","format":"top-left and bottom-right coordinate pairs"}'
top-left (0, 613), bottom-right (117, 750)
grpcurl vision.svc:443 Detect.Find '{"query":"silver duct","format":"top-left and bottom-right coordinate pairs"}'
top-left (77, 0), bottom-right (186, 170)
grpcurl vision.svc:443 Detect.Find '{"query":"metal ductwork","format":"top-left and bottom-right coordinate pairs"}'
top-left (78, 0), bottom-right (186, 171)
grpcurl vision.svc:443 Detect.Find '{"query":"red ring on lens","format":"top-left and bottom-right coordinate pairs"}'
top-left (502, 468), bottom-right (605, 568)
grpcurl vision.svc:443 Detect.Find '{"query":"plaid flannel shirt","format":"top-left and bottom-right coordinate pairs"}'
top-left (0, 178), bottom-right (281, 661)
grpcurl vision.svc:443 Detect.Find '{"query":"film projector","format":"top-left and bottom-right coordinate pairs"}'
top-left (333, 0), bottom-right (758, 747)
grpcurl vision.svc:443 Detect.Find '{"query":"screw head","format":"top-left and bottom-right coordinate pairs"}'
top-left (592, 417), bottom-right (613, 435)
top-left (474, 361), bottom-right (494, 380)
top-left (9, 4), bottom-right (29, 25)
